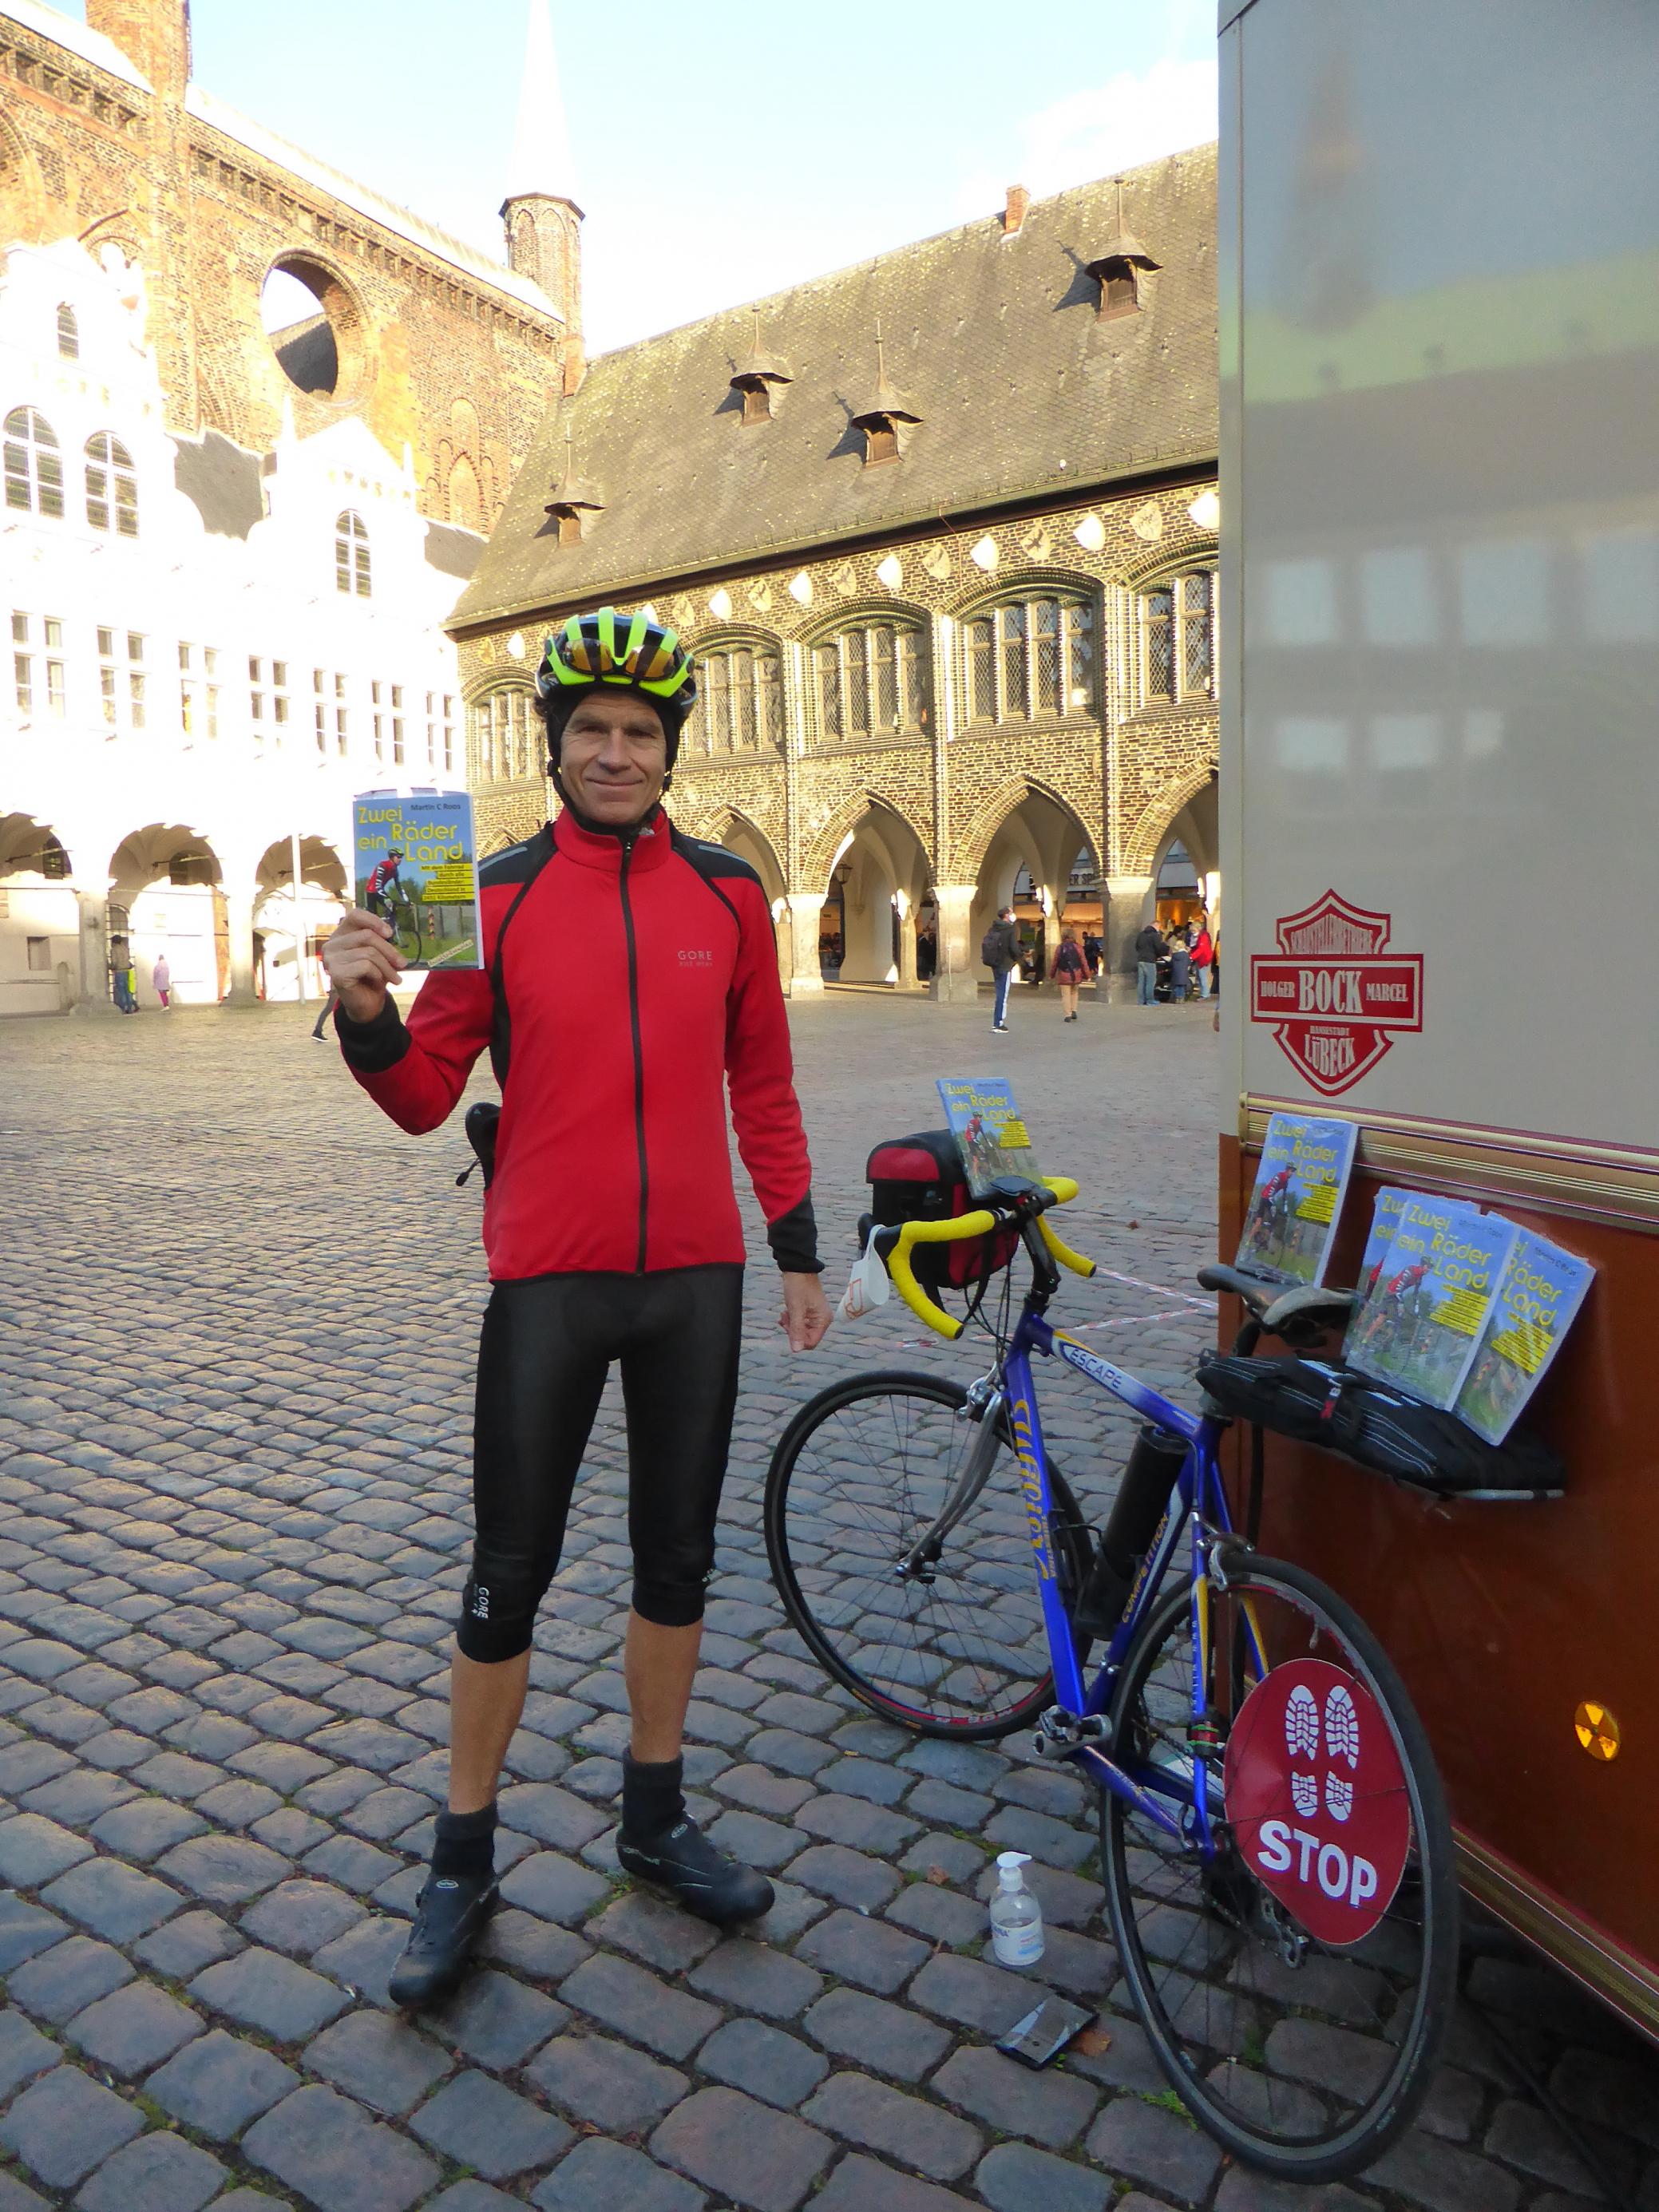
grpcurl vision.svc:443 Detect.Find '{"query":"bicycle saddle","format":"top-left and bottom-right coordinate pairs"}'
top-left (1197, 1264), bottom-right (1355, 1340)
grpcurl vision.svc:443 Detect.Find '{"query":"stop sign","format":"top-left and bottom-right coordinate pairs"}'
top-left (1222, 1657), bottom-right (1412, 1946)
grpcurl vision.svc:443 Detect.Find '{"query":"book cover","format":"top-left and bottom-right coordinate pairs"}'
top-left (1344, 1187), bottom-right (1418, 1351)
top-left (1234, 1113), bottom-right (1359, 1285)
top-left (1346, 1194), bottom-right (1517, 1410)
top-left (936, 1078), bottom-right (1042, 1197)
top-left (354, 789), bottom-right (481, 971)
top-left (1454, 1232), bottom-right (1595, 1444)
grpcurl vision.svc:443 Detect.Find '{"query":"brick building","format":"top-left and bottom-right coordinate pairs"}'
top-left (0, 0), bottom-right (576, 1010)
top-left (451, 150), bottom-right (1220, 998)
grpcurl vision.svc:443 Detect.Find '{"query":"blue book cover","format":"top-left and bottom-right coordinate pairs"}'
top-left (353, 789), bottom-right (481, 971)
top-left (1455, 1232), bottom-right (1595, 1444)
top-left (1344, 1187), bottom-right (1419, 1346)
top-left (1234, 1113), bottom-right (1359, 1286)
top-left (936, 1078), bottom-right (1042, 1197)
top-left (1346, 1193), bottom-right (1517, 1410)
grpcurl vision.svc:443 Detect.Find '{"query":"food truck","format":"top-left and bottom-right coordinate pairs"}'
top-left (1217, 0), bottom-right (1659, 2032)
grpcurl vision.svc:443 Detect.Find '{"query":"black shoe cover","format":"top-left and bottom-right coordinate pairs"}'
top-left (388, 1870), bottom-right (498, 2008)
top-left (616, 1814), bottom-right (774, 1927)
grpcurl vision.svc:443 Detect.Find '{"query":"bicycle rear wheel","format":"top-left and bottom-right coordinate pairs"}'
top-left (765, 1370), bottom-right (1090, 1739)
top-left (1099, 1552), bottom-right (1458, 2180)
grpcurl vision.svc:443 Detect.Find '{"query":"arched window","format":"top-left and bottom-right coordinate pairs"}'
top-left (85, 433), bottom-right (137, 536)
top-left (469, 687), bottom-right (536, 783)
top-left (56, 303), bottom-right (79, 360)
top-left (1138, 570), bottom-right (1216, 706)
top-left (695, 643), bottom-right (784, 754)
top-left (960, 593), bottom-right (1095, 725)
top-left (335, 509), bottom-right (370, 597)
top-left (4, 408), bottom-right (64, 518)
top-left (810, 623), bottom-right (927, 744)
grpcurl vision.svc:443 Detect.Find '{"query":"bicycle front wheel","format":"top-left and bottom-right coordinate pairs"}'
top-left (1099, 1552), bottom-right (1458, 2180)
top-left (765, 1370), bottom-right (1089, 1739)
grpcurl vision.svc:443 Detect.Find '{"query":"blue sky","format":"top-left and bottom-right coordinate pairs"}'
top-left (55, 0), bottom-right (1217, 351)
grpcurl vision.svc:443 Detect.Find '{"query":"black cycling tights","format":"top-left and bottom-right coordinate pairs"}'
top-left (457, 1264), bottom-right (744, 1664)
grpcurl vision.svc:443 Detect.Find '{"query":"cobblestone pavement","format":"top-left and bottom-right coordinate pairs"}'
top-left (1, 990), bottom-right (1654, 2212)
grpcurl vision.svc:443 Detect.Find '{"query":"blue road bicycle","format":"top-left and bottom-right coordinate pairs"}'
top-left (765, 1177), bottom-right (1458, 2179)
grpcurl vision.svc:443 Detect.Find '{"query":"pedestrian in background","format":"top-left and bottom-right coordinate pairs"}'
top-left (110, 944), bottom-right (136, 1014)
top-left (1083, 930), bottom-right (1103, 979)
top-left (1051, 924), bottom-right (1087, 1023)
top-left (1134, 920), bottom-right (1168, 1006)
top-left (983, 905), bottom-right (1020, 1033)
top-left (152, 952), bottom-right (172, 1008)
top-left (1169, 925), bottom-right (1191, 1003)
top-left (1191, 912), bottom-right (1214, 999)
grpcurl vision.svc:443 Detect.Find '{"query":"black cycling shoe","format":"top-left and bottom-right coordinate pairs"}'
top-left (616, 1814), bottom-right (774, 1927)
top-left (388, 1870), bottom-right (498, 2009)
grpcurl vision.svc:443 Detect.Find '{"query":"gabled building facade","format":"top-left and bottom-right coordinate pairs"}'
top-left (0, 0), bottom-right (577, 1009)
top-left (451, 152), bottom-right (1220, 996)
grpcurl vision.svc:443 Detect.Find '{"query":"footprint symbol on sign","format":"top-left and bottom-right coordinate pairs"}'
top-left (1324, 1774), bottom-right (1354, 1822)
top-left (1291, 1771), bottom-right (1319, 1818)
top-left (1324, 1684), bottom-right (1360, 1768)
top-left (1285, 1684), bottom-right (1320, 1760)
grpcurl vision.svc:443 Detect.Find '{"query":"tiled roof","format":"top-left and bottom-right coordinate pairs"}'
top-left (453, 146), bottom-right (1217, 631)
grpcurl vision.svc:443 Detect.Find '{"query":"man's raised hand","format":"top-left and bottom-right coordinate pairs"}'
top-left (322, 908), bottom-right (406, 1024)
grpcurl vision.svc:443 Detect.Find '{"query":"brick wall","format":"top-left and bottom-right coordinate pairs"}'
top-left (0, 4), bottom-right (564, 528)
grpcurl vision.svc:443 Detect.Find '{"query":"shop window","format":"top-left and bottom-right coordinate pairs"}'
top-left (5, 408), bottom-right (64, 518)
top-left (1139, 570), bottom-right (1216, 706)
top-left (85, 433), bottom-right (137, 536)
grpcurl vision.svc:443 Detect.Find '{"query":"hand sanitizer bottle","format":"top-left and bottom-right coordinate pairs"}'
top-left (989, 1850), bottom-right (1044, 1967)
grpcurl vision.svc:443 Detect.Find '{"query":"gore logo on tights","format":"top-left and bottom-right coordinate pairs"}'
top-left (471, 1585), bottom-right (490, 1620)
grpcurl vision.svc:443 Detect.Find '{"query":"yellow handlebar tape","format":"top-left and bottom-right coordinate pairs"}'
top-left (886, 1211), bottom-right (998, 1340)
top-left (881, 1180), bottom-right (1097, 1339)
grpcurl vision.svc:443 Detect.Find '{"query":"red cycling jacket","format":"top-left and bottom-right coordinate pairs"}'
top-left (335, 807), bottom-right (818, 1281)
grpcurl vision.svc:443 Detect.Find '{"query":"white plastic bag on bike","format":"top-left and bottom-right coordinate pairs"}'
top-left (838, 1232), bottom-right (890, 1321)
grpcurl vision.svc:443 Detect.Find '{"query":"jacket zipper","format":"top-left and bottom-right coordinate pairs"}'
top-left (620, 830), bottom-right (649, 1272)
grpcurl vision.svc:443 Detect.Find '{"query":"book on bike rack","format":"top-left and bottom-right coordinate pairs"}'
top-left (1453, 1229), bottom-right (1595, 1444)
top-left (353, 789), bottom-right (482, 971)
top-left (1234, 1111), bottom-right (1359, 1286)
top-left (1344, 1192), bottom-right (1516, 1411)
top-left (936, 1078), bottom-right (1042, 1196)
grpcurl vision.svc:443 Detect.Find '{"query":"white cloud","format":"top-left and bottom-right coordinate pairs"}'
top-left (960, 53), bottom-right (1218, 214)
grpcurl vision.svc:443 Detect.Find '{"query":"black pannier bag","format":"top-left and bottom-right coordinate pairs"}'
top-left (1195, 1351), bottom-right (1566, 1501)
top-left (863, 1130), bottom-right (1021, 1295)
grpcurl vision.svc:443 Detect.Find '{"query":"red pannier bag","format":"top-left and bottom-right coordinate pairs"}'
top-left (862, 1130), bottom-right (1021, 1295)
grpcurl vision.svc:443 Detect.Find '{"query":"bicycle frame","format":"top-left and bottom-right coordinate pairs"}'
top-left (986, 1289), bottom-right (1265, 1855)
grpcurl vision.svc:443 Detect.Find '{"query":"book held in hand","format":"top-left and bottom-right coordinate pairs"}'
top-left (1235, 1112), bottom-right (1359, 1286)
top-left (1344, 1193), bottom-right (1516, 1411)
top-left (936, 1078), bottom-right (1042, 1197)
top-left (1455, 1232), bottom-right (1595, 1444)
top-left (354, 789), bottom-right (481, 971)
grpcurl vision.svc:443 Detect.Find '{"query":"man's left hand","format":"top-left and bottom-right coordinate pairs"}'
top-left (779, 1272), bottom-right (833, 1352)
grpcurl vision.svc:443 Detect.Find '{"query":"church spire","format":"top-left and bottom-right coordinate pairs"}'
top-left (501, 0), bottom-right (584, 393)
top-left (505, 0), bottom-right (574, 207)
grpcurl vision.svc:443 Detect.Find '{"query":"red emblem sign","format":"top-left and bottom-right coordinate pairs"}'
top-left (1222, 1658), bottom-right (1412, 1946)
top-left (1249, 889), bottom-right (1423, 1096)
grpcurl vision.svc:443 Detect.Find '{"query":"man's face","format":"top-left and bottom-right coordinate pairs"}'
top-left (559, 690), bottom-right (667, 825)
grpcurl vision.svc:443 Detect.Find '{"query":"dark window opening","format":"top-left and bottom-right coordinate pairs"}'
top-left (1098, 257), bottom-right (1139, 318)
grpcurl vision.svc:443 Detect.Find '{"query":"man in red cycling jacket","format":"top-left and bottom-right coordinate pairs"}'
top-left (324, 607), bottom-right (832, 2007)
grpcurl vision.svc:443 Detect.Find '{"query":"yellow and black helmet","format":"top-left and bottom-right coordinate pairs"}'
top-left (536, 606), bottom-right (696, 728)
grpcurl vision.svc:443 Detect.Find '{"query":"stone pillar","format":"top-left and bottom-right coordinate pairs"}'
top-left (896, 893), bottom-right (918, 989)
top-left (931, 884), bottom-right (980, 1003)
top-left (1101, 875), bottom-right (1155, 1002)
top-left (69, 886), bottom-right (115, 1016)
top-left (785, 892), bottom-right (826, 997)
top-left (223, 884), bottom-right (258, 1006)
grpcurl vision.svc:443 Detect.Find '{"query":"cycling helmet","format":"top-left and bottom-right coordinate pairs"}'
top-left (535, 607), bottom-right (697, 774)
